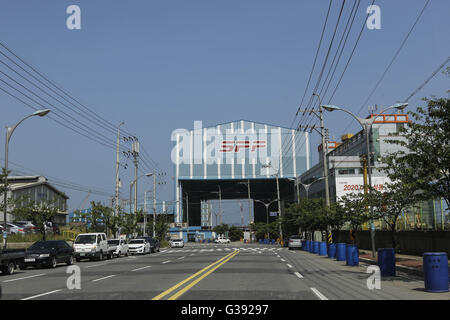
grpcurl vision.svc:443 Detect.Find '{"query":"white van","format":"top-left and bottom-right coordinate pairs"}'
top-left (73, 233), bottom-right (111, 261)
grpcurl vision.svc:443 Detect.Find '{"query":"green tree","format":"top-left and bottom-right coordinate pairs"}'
top-left (11, 195), bottom-right (60, 241)
top-left (154, 213), bottom-right (171, 242)
top-left (228, 225), bottom-right (244, 241)
top-left (369, 182), bottom-right (419, 250)
top-left (383, 95), bottom-right (450, 209)
top-left (212, 223), bottom-right (229, 236)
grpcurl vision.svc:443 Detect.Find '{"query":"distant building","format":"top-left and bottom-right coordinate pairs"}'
top-left (0, 176), bottom-right (69, 226)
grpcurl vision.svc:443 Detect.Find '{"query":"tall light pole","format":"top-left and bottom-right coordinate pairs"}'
top-left (3, 109), bottom-right (50, 249)
top-left (254, 199), bottom-right (277, 238)
top-left (129, 173), bottom-right (152, 235)
top-left (323, 102), bottom-right (408, 257)
top-left (297, 176), bottom-right (325, 199)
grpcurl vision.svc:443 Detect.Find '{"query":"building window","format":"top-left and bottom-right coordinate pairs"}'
top-left (338, 168), bottom-right (356, 175)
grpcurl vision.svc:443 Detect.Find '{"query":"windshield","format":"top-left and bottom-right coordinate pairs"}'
top-left (29, 241), bottom-right (57, 250)
top-left (75, 235), bottom-right (97, 244)
top-left (129, 239), bottom-right (144, 244)
top-left (108, 240), bottom-right (119, 245)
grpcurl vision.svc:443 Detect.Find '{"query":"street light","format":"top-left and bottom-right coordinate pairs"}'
top-left (129, 172), bottom-right (152, 215)
top-left (297, 176), bottom-right (325, 199)
top-left (3, 109), bottom-right (50, 248)
top-left (254, 199), bottom-right (277, 239)
top-left (322, 102), bottom-right (408, 257)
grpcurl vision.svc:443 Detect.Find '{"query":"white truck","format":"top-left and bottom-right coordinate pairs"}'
top-left (73, 233), bottom-right (113, 261)
top-left (107, 239), bottom-right (129, 257)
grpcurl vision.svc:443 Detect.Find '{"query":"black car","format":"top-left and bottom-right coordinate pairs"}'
top-left (149, 238), bottom-right (160, 253)
top-left (137, 236), bottom-right (160, 253)
top-left (21, 240), bottom-right (74, 269)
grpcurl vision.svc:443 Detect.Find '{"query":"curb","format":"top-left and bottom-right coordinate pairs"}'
top-left (359, 257), bottom-right (424, 278)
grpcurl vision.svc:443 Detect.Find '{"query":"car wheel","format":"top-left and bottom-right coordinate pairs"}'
top-left (50, 257), bottom-right (57, 268)
top-left (67, 255), bottom-right (74, 265)
top-left (4, 262), bottom-right (15, 275)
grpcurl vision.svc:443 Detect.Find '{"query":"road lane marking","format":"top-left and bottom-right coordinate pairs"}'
top-left (294, 272), bottom-right (304, 279)
top-left (84, 263), bottom-right (108, 268)
top-left (311, 287), bottom-right (328, 300)
top-left (21, 289), bottom-right (62, 300)
top-left (3, 273), bottom-right (46, 283)
top-left (152, 250), bottom-right (238, 300)
top-left (162, 260), bottom-right (171, 264)
top-left (168, 250), bottom-right (240, 300)
top-left (280, 258), bottom-right (286, 262)
top-left (92, 275), bottom-right (116, 282)
top-left (287, 264), bottom-right (293, 268)
top-left (131, 266), bottom-right (152, 272)
top-left (177, 256), bottom-right (185, 260)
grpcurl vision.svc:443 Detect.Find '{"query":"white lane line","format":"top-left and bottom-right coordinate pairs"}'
top-left (280, 258), bottom-right (286, 262)
top-left (294, 272), bottom-right (304, 279)
top-left (131, 266), bottom-right (152, 272)
top-left (3, 273), bottom-right (46, 283)
top-left (177, 256), bottom-right (185, 260)
top-left (92, 275), bottom-right (116, 282)
top-left (287, 264), bottom-right (293, 268)
top-left (21, 289), bottom-right (62, 300)
top-left (84, 263), bottom-right (108, 268)
top-left (162, 260), bottom-right (171, 264)
top-left (189, 254), bottom-right (195, 256)
top-left (310, 287), bottom-right (328, 300)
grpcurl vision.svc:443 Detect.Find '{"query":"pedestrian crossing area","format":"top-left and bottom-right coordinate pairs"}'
top-left (160, 246), bottom-right (284, 254)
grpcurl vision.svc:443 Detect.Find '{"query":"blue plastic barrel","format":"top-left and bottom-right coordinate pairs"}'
top-left (336, 243), bottom-right (347, 261)
top-left (319, 242), bottom-right (327, 256)
top-left (313, 241), bottom-right (319, 254)
top-left (378, 248), bottom-right (396, 277)
top-left (271, 239), bottom-right (275, 245)
top-left (423, 252), bottom-right (449, 293)
top-left (301, 240), bottom-right (306, 250)
top-left (305, 240), bottom-right (310, 252)
top-left (308, 240), bottom-right (314, 253)
top-left (328, 243), bottom-right (336, 259)
top-left (346, 244), bottom-right (359, 266)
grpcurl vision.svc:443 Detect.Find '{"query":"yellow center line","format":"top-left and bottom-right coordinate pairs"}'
top-left (168, 249), bottom-right (240, 300)
top-left (151, 250), bottom-right (238, 300)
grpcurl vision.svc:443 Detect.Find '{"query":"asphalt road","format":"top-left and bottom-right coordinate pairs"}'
top-left (1, 242), bottom-right (448, 300)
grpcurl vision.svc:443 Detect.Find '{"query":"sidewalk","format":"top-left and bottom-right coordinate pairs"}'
top-left (359, 250), bottom-right (450, 277)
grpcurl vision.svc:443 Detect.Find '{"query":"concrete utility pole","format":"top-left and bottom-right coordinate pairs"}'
top-left (218, 186), bottom-right (222, 225)
top-left (275, 172), bottom-right (283, 243)
top-left (114, 122), bottom-right (124, 220)
top-left (132, 140), bottom-right (139, 215)
top-left (239, 202), bottom-right (244, 227)
top-left (152, 173), bottom-right (157, 238)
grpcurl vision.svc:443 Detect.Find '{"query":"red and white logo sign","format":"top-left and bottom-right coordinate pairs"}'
top-left (219, 140), bottom-right (266, 153)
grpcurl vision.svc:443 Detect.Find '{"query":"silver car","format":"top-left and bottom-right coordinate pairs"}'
top-left (288, 235), bottom-right (302, 250)
top-left (169, 239), bottom-right (184, 248)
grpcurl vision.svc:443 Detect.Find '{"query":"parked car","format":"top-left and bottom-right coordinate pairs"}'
top-left (288, 235), bottom-right (302, 250)
top-left (169, 238), bottom-right (184, 248)
top-left (6, 223), bottom-right (25, 235)
top-left (128, 239), bottom-right (150, 255)
top-left (107, 239), bottom-right (129, 257)
top-left (73, 233), bottom-right (112, 261)
top-left (215, 237), bottom-right (231, 244)
top-left (21, 240), bottom-right (74, 269)
top-left (0, 248), bottom-right (26, 275)
top-left (13, 221), bottom-right (38, 234)
top-left (149, 238), bottom-right (160, 253)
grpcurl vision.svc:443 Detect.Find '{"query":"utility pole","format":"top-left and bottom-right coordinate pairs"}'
top-left (132, 140), bottom-right (139, 215)
top-left (275, 172), bottom-right (283, 244)
top-left (153, 173), bottom-right (157, 238)
top-left (239, 202), bottom-right (244, 228)
top-left (218, 186), bottom-right (222, 225)
top-left (144, 190), bottom-right (148, 236)
top-left (247, 179), bottom-right (252, 226)
top-left (114, 122), bottom-right (124, 220)
top-left (185, 192), bottom-right (189, 239)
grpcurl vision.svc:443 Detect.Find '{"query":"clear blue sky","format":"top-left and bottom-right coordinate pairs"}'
top-left (1, 0), bottom-right (449, 225)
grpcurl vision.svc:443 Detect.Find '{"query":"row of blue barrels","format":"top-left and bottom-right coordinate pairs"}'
top-left (301, 240), bottom-right (360, 267)
top-left (258, 239), bottom-right (276, 245)
top-left (301, 240), bottom-right (449, 293)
